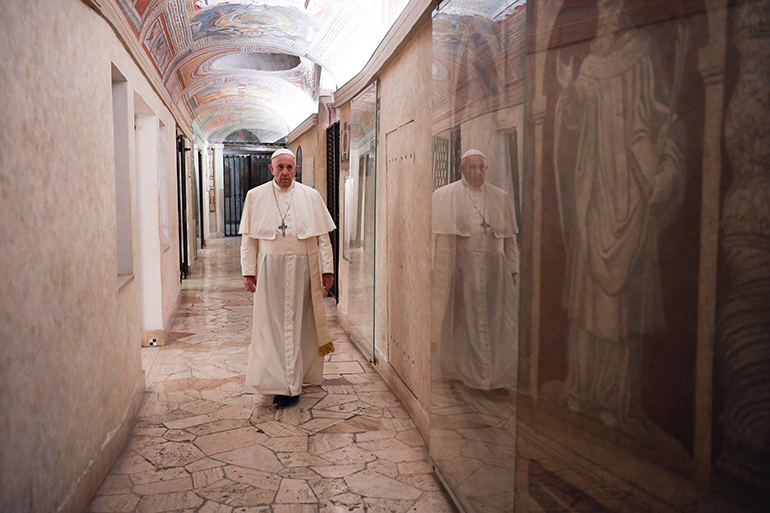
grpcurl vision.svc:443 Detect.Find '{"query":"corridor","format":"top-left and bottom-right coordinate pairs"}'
top-left (3, 0), bottom-right (770, 510)
top-left (87, 239), bottom-right (455, 513)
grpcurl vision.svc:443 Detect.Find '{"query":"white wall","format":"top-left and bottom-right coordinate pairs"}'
top-left (158, 123), bottom-right (171, 250)
top-left (0, 1), bottom-right (181, 510)
top-left (134, 100), bottom-right (164, 330)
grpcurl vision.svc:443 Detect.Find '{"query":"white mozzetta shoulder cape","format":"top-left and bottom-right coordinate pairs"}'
top-left (239, 180), bottom-right (336, 240)
top-left (432, 179), bottom-right (518, 238)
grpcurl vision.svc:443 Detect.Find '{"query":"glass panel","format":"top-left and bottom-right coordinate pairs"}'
top-left (345, 82), bottom-right (379, 358)
top-left (429, 1), bottom-right (527, 512)
top-left (511, 1), bottom-right (764, 511)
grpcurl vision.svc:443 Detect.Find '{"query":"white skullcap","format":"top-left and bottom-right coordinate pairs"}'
top-left (271, 148), bottom-right (296, 160)
top-left (461, 149), bottom-right (487, 161)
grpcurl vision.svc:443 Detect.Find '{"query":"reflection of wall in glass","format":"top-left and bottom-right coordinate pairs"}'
top-left (343, 175), bottom-right (354, 262)
top-left (429, 2), bottom-right (527, 512)
top-left (344, 82), bottom-right (379, 357)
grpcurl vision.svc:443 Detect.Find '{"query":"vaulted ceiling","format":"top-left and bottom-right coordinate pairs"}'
top-left (110, 0), bottom-right (408, 143)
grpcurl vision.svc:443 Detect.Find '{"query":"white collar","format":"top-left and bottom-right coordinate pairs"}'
top-left (272, 179), bottom-right (295, 193)
top-left (461, 176), bottom-right (485, 192)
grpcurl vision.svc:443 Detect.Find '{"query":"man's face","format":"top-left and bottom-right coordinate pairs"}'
top-left (461, 155), bottom-right (487, 189)
top-left (270, 154), bottom-right (296, 189)
top-left (598, 0), bottom-right (624, 32)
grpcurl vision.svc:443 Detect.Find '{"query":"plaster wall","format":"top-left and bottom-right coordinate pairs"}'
top-left (162, 147), bottom-right (181, 331)
top-left (376, 21), bottom-right (434, 421)
top-left (0, 0), bottom-right (180, 510)
top-left (291, 124), bottom-right (328, 199)
top-left (133, 96), bottom-right (181, 340)
top-left (135, 109), bottom-right (164, 330)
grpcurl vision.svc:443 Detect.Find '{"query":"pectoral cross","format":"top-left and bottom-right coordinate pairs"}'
top-left (279, 220), bottom-right (288, 236)
top-left (481, 220), bottom-right (491, 234)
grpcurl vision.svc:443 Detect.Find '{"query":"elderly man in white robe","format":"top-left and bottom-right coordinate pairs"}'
top-left (240, 149), bottom-right (336, 408)
top-left (432, 149), bottom-right (519, 391)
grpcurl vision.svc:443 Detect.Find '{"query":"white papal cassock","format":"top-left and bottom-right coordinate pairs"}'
top-left (240, 180), bottom-right (335, 396)
top-left (432, 177), bottom-right (519, 390)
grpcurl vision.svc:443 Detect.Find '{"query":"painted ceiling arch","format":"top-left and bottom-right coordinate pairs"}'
top-left (112, 0), bottom-right (410, 142)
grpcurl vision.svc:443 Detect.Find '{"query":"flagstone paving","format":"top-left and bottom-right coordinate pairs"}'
top-left (87, 238), bottom-right (456, 513)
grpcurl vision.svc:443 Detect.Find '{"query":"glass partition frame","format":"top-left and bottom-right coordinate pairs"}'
top-left (345, 81), bottom-right (379, 361)
top-left (429, 1), bottom-right (527, 512)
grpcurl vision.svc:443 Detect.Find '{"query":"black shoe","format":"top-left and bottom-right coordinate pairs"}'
top-left (273, 395), bottom-right (299, 408)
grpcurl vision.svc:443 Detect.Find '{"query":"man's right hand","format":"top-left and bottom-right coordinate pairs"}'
top-left (243, 276), bottom-right (256, 293)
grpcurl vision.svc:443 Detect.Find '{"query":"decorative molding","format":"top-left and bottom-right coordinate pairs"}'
top-left (692, 1), bottom-right (728, 488)
top-left (288, 114), bottom-right (319, 142)
top-left (527, 0), bottom-right (707, 52)
top-left (335, 0), bottom-right (440, 106)
top-left (699, 38), bottom-right (727, 86)
top-left (84, 0), bottom-right (194, 137)
top-left (699, 62), bottom-right (725, 85)
top-left (531, 95), bottom-right (547, 125)
top-left (116, 273), bottom-right (135, 293)
top-left (715, 0), bottom-right (770, 495)
top-left (81, 0), bottom-right (103, 11)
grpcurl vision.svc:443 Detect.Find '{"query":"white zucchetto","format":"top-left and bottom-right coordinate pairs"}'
top-left (461, 149), bottom-right (487, 161)
top-left (271, 148), bottom-right (296, 160)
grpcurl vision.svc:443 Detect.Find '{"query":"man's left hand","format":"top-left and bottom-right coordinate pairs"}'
top-left (322, 273), bottom-right (334, 293)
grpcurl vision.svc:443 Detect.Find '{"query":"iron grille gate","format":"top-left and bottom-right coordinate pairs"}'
top-left (198, 151), bottom-right (206, 247)
top-left (326, 122), bottom-right (341, 300)
top-left (176, 134), bottom-right (190, 280)
top-left (223, 153), bottom-right (272, 236)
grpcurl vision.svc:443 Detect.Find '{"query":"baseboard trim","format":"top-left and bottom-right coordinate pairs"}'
top-left (141, 330), bottom-right (166, 347)
top-left (372, 349), bottom-right (431, 445)
top-left (337, 309), bottom-right (349, 332)
top-left (56, 371), bottom-right (145, 513)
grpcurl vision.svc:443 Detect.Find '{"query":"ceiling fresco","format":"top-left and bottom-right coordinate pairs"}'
top-left (110, 0), bottom-right (409, 142)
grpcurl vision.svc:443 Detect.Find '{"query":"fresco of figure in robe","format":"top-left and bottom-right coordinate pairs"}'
top-left (553, 0), bottom-right (685, 445)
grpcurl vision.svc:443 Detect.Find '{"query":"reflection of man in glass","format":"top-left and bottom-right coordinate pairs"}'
top-left (432, 150), bottom-right (519, 390)
top-left (554, 0), bottom-right (684, 443)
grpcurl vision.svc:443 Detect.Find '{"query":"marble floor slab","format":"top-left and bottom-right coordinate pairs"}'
top-left (86, 238), bottom-right (456, 513)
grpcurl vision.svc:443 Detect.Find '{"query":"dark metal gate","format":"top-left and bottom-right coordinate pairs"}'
top-left (198, 151), bottom-right (206, 247)
top-left (326, 122), bottom-right (341, 300)
top-left (176, 134), bottom-right (190, 280)
top-left (223, 153), bottom-right (272, 236)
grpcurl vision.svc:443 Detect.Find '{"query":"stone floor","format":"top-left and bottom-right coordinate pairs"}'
top-left (86, 238), bottom-right (456, 513)
top-left (429, 380), bottom-right (517, 513)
